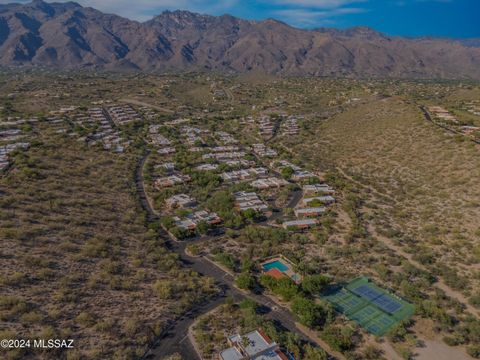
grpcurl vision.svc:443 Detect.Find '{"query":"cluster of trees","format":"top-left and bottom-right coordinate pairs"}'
top-left (442, 316), bottom-right (480, 358)
top-left (291, 297), bottom-right (334, 329)
top-left (258, 272), bottom-right (334, 331)
top-left (212, 251), bottom-right (238, 272)
top-left (280, 166), bottom-right (294, 180)
top-left (235, 272), bottom-right (257, 291)
top-left (237, 226), bottom-right (289, 251)
top-left (189, 171), bottom-right (221, 192)
top-left (260, 275), bottom-right (299, 302)
top-left (196, 298), bottom-right (329, 360)
top-left (320, 325), bottom-right (356, 353)
top-left (160, 215), bottom-right (192, 240)
top-left (206, 191), bottom-right (244, 229)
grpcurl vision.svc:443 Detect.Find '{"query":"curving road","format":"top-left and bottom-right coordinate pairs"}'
top-left (135, 151), bottom-right (333, 360)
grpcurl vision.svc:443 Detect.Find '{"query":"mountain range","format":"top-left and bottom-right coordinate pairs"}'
top-left (0, 0), bottom-right (479, 79)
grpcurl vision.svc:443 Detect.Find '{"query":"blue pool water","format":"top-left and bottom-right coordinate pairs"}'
top-left (263, 260), bottom-right (289, 272)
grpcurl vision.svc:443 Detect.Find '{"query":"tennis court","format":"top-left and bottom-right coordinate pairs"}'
top-left (351, 284), bottom-right (403, 314)
top-left (322, 277), bottom-right (415, 336)
top-left (324, 288), bottom-right (367, 314)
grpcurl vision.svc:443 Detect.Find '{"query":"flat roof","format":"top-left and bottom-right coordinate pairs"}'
top-left (234, 330), bottom-right (275, 357)
top-left (303, 196), bottom-right (335, 202)
top-left (295, 207), bottom-right (326, 213)
top-left (283, 219), bottom-right (317, 226)
top-left (219, 347), bottom-right (243, 360)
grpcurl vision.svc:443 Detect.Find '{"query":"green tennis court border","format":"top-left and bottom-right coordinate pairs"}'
top-left (322, 277), bottom-right (415, 336)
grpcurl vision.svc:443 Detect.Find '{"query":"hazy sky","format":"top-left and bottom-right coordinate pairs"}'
top-left (2, 0), bottom-right (478, 38)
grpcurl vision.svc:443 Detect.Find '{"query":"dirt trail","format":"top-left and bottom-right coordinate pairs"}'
top-left (119, 98), bottom-right (174, 113)
top-left (334, 165), bottom-right (479, 317)
top-left (415, 340), bottom-right (471, 360)
top-left (336, 166), bottom-right (395, 202)
top-left (368, 224), bottom-right (479, 318)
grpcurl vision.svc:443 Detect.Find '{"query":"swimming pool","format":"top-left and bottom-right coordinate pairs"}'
top-left (262, 259), bottom-right (289, 273)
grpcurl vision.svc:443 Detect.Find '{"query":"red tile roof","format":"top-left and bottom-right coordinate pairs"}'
top-left (276, 349), bottom-right (289, 360)
top-left (258, 329), bottom-right (272, 344)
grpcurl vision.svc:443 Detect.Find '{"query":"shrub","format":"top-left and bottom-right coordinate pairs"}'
top-left (301, 275), bottom-right (331, 296)
top-left (76, 312), bottom-right (95, 327)
top-left (153, 280), bottom-right (173, 299)
top-left (321, 325), bottom-right (355, 352)
top-left (291, 296), bottom-right (326, 329)
top-left (467, 345), bottom-right (480, 358)
top-left (235, 273), bottom-right (257, 290)
top-left (303, 344), bottom-right (328, 360)
top-left (214, 252), bottom-right (238, 272)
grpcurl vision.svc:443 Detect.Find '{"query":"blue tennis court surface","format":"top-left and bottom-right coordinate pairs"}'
top-left (352, 285), bottom-right (402, 314)
top-left (322, 277), bottom-right (415, 336)
top-left (374, 294), bottom-right (402, 314)
top-left (352, 285), bottom-right (382, 301)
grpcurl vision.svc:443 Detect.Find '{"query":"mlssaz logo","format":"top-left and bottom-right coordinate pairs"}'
top-left (33, 339), bottom-right (74, 349)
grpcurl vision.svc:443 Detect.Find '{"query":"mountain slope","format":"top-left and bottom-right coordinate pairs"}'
top-left (0, 0), bottom-right (479, 79)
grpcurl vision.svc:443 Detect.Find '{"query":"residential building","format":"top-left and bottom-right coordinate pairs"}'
top-left (291, 170), bottom-right (316, 181)
top-left (282, 219), bottom-right (318, 230)
top-left (250, 177), bottom-right (288, 189)
top-left (148, 133), bottom-right (171, 146)
top-left (155, 174), bottom-right (191, 188)
top-left (294, 207), bottom-right (326, 218)
top-left (252, 143), bottom-right (277, 157)
top-left (191, 210), bottom-right (222, 225)
top-left (303, 184), bottom-right (335, 194)
top-left (219, 329), bottom-right (288, 360)
top-left (221, 168), bottom-right (268, 183)
top-left (234, 191), bottom-right (269, 212)
top-left (221, 159), bottom-right (256, 167)
top-left (173, 210), bottom-right (222, 231)
top-left (106, 104), bottom-right (142, 125)
top-left (203, 151), bottom-right (246, 160)
top-left (282, 116), bottom-right (300, 136)
top-left (302, 196), bottom-right (335, 206)
top-left (216, 131), bottom-right (239, 144)
top-left (158, 147), bottom-right (176, 155)
top-left (196, 163), bottom-right (219, 171)
top-left (166, 194), bottom-right (196, 208)
top-left (274, 160), bottom-right (301, 171)
top-left (155, 163), bottom-right (175, 171)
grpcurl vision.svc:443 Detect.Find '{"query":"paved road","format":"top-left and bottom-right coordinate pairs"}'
top-left (135, 152), bottom-right (332, 359)
top-left (268, 189), bottom-right (303, 223)
top-left (145, 239), bottom-right (322, 359)
top-left (287, 189), bottom-right (303, 209)
top-left (420, 105), bottom-right (480, 145)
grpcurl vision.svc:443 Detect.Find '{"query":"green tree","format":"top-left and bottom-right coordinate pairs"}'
top-left (303, 344), bottom-right (328, 360)
top-left (291, 296), bottom-right (327, 329)
top-left (301, 275), bottom-right (331, 296)
top-left (281, 166), bottom-right (294, 180)
top-left (196, 220), bottom-right (210, 235)
top-left (321, 325), bottom-right (355, 352)
top-left (236, 273), bottom-right (257, 290)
